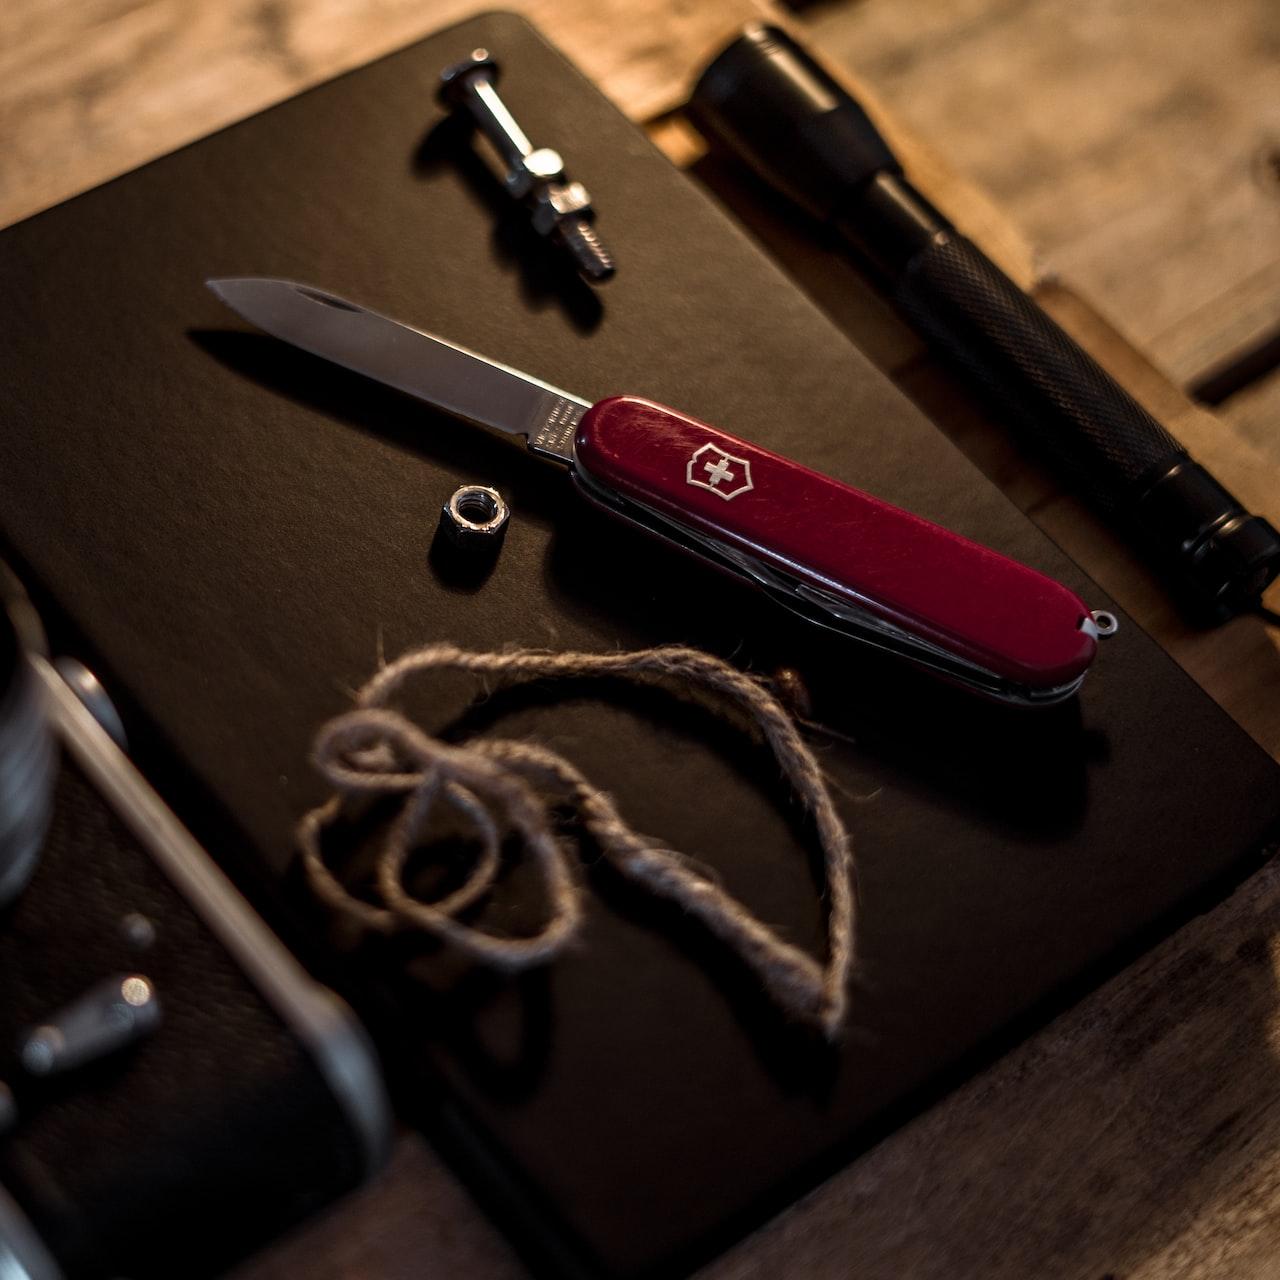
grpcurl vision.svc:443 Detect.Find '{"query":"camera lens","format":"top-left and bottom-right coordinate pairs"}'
top-left (0, 596), bottom-right (54, 908)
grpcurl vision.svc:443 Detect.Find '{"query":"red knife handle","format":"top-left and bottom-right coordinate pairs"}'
top-left (573, 396), bottom-right (1098, 692)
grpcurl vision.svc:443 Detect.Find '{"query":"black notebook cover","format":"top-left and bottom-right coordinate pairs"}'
top-left (2, 12), bottom-right (1278, 1278)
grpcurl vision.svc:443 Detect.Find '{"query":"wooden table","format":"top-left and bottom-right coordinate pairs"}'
top-left (4, 2), bottom-right (1279, 1276)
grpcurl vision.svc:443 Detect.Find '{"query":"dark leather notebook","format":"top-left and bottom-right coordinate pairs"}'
top-left (2, 12), bottom-right (1278, 1278)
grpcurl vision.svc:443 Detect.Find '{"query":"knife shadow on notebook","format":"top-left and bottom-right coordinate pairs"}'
top-left (544, 511), bottom-right (1095, 839)
top-left (191, 323), bottom-right (1091, 840)
top-left (188, 327), bottom-right (563, 511)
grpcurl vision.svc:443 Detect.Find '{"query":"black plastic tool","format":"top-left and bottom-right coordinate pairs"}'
top-left (689, 24), bottom-right (1280, 621)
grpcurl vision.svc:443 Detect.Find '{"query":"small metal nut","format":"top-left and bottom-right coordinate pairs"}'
top-left (507, 150), bottom-right (567, 199)
top-left (440, 485), bottom-right (510, 552)
top-left (523, 147), bottom-right (565, 181)
top-left (529, 181), bottom-right (593, 235)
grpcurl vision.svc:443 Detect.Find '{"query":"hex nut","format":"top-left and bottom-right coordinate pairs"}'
top-left (440, 485), bottom-right (510, 552)
top-left (529, 181), bottom-right (593, 235)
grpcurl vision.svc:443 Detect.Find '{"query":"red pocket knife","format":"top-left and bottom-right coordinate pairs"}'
top-left (208, 279), bottom-right (1115, 705)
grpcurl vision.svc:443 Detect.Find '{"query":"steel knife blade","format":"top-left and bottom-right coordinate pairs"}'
top-left (207, 277), bottom-right (1111, 704)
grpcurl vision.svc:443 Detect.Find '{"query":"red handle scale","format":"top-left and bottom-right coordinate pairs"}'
top-left (573, 396), bottom-right (1097, 691)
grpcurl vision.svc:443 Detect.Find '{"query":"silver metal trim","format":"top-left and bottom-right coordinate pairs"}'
top-left (446, 485), bottom-right (509, 533)
top-left (31, 657), bottom-right (392, 1178)
top-left (51, 659), bottom-right (127, 750)
top-left (0, 1183), bottom-right (62, 1280)
top-left (527, 394), bottom-right (587, 464)
top-left (1087, 609), bottom-right (1119, 638)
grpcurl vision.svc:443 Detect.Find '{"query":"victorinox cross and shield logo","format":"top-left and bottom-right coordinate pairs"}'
top-left (686, 443), bottom-right (754, 501)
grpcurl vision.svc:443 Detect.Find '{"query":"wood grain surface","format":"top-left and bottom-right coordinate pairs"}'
top-left (5, 2), bottom-right (1280, 1279)
top-left (806, 0), bottom-right (1280, 392)
top-left (0, 0), bottom-right (766, 229)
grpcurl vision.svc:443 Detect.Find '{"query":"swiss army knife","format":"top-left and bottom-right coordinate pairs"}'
top-left (208, 279), bottom-right (1115, 706)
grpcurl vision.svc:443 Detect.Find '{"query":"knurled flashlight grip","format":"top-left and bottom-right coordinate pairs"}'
top-left (896, 234), bottom-right (1182, 494)
top-left (690, 24), bottom-right (1280, 619)
top-left (890, 231), bottom-right (1280, 613)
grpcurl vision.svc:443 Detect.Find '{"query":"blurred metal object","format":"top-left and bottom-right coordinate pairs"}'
top-left (0, 563), bottom-right (392, 1276)
top-left (19, 975), bottom-right (161, 1078)
top-left (439, 48), bottom-right (616, 282)
top-left (52, 658), bottom-right (126, 751)
top-left (0, 1183), bottom-right (60, 1280)
top-left (440, 484), bottom-right (511, 552)
top-left (119, 912), bottom-right (157, 950)
top-left (0, 593), bottom-right (55, 910)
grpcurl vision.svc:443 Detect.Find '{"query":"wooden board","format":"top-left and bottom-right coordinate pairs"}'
top-left (1222, 366), bottom-right (1280, 473)
top-left (806, 0), bottom-right (1280, 391)
top-left (0, 0), bottom-right (769, 230)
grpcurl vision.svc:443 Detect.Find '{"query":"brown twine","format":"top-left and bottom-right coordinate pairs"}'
top-left (296, 645), bottom-right (857, 1037)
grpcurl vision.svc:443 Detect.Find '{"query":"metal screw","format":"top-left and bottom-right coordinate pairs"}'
top-left (439, 485), bottom-right (511, 553)
top-left (438, 49), bottom-right (616, 282)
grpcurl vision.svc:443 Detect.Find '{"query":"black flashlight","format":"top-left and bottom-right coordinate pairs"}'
top-left (688, 25), bottom-right (1280, 620)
